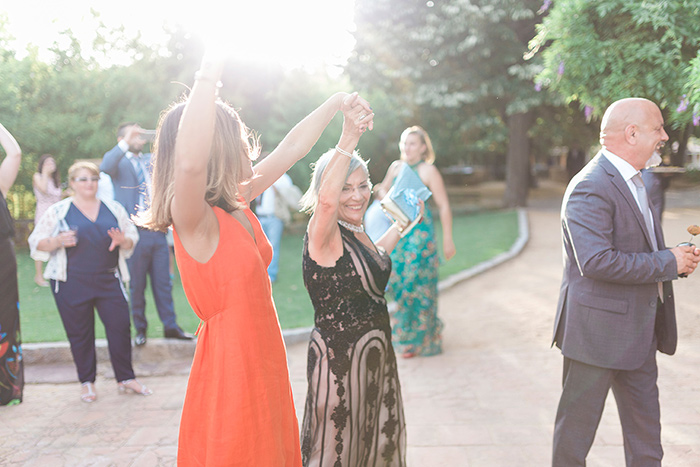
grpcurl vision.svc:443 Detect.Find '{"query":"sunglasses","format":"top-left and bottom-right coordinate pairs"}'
top-left (73, 177), bottom-right (100, 182)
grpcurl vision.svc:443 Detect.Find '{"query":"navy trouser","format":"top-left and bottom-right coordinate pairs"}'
top-left (127, 228), bottom-right (178, 333)
top-left (258, 214), bottom-right (284, 282)
top-left (51, 271), bottom-right (135, 383)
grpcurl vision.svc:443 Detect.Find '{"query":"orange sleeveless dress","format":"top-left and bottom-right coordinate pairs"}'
top-left (174, 206), bottom-right (302, 466)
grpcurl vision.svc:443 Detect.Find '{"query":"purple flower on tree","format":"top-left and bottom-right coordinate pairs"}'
top-left (534, 82), bottom-right (543, 92)
top-left (584, 105), bottom-right (594, 121)
top-left (693, 112), bottom-right (700, 127)
top-left (676, 95), bottom-right (688, 113)
top-left (538, 0), bottom-right (552, 14)
top-left (558, 61), bottom-right (565, 76)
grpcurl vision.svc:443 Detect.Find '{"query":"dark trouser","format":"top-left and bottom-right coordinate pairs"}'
top-left (127, 228), bottom-right (178, 333)
top-left (552, 341), bottom-right (662, 467)
top-left (51, 272), bottom-right (135, 383)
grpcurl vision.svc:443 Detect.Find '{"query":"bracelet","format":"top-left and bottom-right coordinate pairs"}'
top-left (335, 145), bottom-right (354, 158)
top-left (194, 71), bottom-right (223, 89)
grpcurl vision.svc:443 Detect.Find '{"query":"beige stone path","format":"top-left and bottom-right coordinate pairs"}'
top-left (1, 183), bottom-right (699, 466)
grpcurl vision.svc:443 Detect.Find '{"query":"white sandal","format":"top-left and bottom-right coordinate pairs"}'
top-left (81, 382), bottom-right (97, 403)
top-left (117, 379), bottom-right (153, 396)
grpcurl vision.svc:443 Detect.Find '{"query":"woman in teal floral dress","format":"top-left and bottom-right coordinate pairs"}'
top-left (374, 126), bottom-right (456, 358)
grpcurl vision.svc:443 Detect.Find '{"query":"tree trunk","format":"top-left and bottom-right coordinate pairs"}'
top-left (503, 111), bottom-right (534, 208)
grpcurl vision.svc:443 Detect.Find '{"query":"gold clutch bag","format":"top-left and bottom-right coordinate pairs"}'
top-left (380, 163), bottom-right (432, 234)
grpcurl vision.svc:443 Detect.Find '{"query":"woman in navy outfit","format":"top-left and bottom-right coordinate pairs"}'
top-left (29, 161), bottom-right (150, 402)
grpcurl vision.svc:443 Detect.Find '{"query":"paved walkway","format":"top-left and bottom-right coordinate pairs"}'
top-left (2, 181), bottom-right (699, 466)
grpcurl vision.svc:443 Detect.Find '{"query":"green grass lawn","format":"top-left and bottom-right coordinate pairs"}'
top-left (16, 209), bottom-right (518, 343)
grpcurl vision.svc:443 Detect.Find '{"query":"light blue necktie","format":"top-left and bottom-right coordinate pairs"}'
top-left (133, 156), bottom-right (148, 213)
top-left (133, 156), bottom-right (146, 190)
top-left (632, 172), bottom-right (664, 300)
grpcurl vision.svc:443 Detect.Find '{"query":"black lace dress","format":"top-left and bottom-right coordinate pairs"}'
top-left (301, 225), bottom-right (406, 467)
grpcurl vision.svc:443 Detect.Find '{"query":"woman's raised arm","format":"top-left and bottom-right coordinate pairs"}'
top-left (248, 93), bottom-right (372, 202)
top-left (170, 58), bottom-right (223, 238)
top-left (0, 124), bottom-right (22, 197)
top-left (306, 94), bottom-right (374, 265)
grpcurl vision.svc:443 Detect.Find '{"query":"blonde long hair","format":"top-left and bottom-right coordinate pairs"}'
top-left (399, 125), bottom-right (435, 164)
top-left (137, 99), bottom-right (259, 232)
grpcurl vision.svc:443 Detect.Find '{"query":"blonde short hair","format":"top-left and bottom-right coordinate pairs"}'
top-left (68, 161), bottom-right (99, 180)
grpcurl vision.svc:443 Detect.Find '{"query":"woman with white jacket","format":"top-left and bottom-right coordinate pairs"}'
top-left (29, 161), bottom-right (150, 403)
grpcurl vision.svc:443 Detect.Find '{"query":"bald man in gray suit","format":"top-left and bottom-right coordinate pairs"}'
top-left (552, 98), bottom-right (700, 466)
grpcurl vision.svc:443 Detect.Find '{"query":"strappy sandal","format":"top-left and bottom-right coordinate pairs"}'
top-left (117, 379), bottom-right (153, 396)
top-left (81, 382), bottom-right (97, 403)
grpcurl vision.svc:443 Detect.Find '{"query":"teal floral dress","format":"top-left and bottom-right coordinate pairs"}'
top-left (388, 172), bottom-right (443, 357)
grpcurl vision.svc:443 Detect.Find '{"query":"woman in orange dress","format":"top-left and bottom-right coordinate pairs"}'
top-left (138, 55), bottom-right (372, 466)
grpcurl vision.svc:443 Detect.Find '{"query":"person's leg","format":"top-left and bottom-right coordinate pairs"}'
top-left (34, 260), bottom-right (48, 286)
top-left (260, 215), bottom-right (284, 282)
top-left (166, 229), bottom-right (175, 279)
top-left (94, 274), bottom-right (136, 382)
top-left (127, 230), bottom-right (151, 335)
top-left (147, 230), bottom-right (179, 332)
top-left (612, 344), bottom-right (663, 467)
top-left (168, 246), bottom-right (175, 279)
top-left (553, 356), bottom-right (614, 466)
top-left (52, 278), bottom-right (98, 384)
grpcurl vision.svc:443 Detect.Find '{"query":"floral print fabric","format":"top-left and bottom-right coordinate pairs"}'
top-left (388, 205), bottom-right (443, 356)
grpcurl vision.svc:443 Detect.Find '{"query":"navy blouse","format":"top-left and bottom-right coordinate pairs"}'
top-left (64, 202), bottom-right (119, 275)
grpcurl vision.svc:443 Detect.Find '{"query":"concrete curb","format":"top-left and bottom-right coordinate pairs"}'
top-left (23, 208), bottom-right (529, 367)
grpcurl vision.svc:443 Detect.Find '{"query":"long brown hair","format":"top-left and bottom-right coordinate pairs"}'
top-left (37, 154), bottom-right (60, 187)
top-left (137, 99), bottom-right (259, 232)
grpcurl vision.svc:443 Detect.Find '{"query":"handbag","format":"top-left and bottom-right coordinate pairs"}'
top-left (380, 163), bottom-right (432, 232)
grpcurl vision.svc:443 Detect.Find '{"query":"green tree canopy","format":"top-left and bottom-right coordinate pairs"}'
top-left (531, 0), bottom-right (700, 164)
top-left (348, 0), bottom-right (558, 206)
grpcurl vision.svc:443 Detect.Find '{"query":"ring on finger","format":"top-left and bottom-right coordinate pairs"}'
top-left (359, 114), bottom-right (366, 121)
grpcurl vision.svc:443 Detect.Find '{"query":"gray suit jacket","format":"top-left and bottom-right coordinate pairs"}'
top-left (553, 152), bottom-right (678, 371)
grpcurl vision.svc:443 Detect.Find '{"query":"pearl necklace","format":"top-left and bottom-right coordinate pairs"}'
top-left (338, 219), bottom-right (364, 233)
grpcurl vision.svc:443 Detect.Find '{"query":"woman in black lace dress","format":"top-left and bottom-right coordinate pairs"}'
top-left (299, 97), bottom-right (415, 466)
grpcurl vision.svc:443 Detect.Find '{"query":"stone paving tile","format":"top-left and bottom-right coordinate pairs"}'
top-left (663, 445), bottom-right (700, 466)
top-left (407, 424), bottom-right (494, 447)
top-left (463, 445), bottom-right (552, 466)
top-left (407, 446), bottom-right (474, 466)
